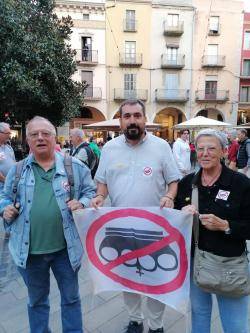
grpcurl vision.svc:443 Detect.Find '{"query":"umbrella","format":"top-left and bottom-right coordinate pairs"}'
top-left (173, 116), bottom-right (232, 130)
top-left (82, 118), bottom-right (162, 131)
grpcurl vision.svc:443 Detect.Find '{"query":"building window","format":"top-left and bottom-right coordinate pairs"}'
top-left (81, 71), bottom-right (93, 98)
top-left (124, 74), bottom-right (136, 98)
top-left (125, 10), bottom-right (136, 31)
top-left (167, 14), bottom-right (179, 27)
top-left (83, 13), bottom-right (90, 20)
top-left (81, 37), bottom-right (92, 61)
top-left (205, 76), bottom-right (217, 99)
top-left (125, 41), bottom-right (136, 62)
top-left (166, 47), bottom-right (178, 64)
top-left (207, 44), bottom-right (218, 64)
top-left (209, 16), bottom-right (219, 34)
top-left (244, 31), bottom-right (250, 50)
top-left (243, 60), bottom-right (250, 76)
top-left (240, 87), bottom-right (250, 102)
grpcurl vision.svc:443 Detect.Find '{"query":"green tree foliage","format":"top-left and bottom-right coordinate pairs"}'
top-left (0, 0), bottom-right (85, 126)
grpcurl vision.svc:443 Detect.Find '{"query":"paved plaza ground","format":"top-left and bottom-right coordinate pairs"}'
top-left (0, 222), bottom-right (249, 333)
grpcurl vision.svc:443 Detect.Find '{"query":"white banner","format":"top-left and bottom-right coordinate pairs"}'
top-left (74, 207), bottom-right (193, 314)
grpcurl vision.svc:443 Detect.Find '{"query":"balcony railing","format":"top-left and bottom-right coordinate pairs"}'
top-left (83, 87), bottom-right (102, 101)
top-left (75, 49), bottom-right (98, 65)
top-left (202, 55), bottom-right (225, 68)
top-left (123, 19), bottom-right (137, 32)
top-left (240, 71), bottom-right (250, 79)
top-left (161, 54), bottom-right (185, 69)
top-left (163, 21), bottom-right (184, 36)
top-left (155, 89), bottom-right (189, 102)
top-left (119, 53), bottom-right (142, 66)
top-left (114, 89), bottom-right (148, 101)
top-left (195, 90), bottom-right (229, 103)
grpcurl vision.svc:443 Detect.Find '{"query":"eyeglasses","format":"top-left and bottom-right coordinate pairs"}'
top-left (196, 146), bottom-right (217, 154)
top-left (28, 131), bottom-right (54, 139)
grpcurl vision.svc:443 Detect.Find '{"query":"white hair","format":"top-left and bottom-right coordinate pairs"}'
top-left (0, 122), bottom-right (10, 132)
top-left (26, 116), bottom-right (56, 136)
top-left (195, 128), bottom-right (228, 149)
top-left (70, 128), bottom-right (85, 139)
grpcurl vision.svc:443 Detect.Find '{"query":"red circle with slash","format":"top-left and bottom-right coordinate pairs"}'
top-left (86, 208), bottom-right (188, 294)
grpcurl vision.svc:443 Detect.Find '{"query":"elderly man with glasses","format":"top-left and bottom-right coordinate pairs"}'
top-left (0, 116), bottom-right (96, 333)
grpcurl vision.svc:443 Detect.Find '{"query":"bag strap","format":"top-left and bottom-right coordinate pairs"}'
top-left (63, 156), bottom-right (74, 200)
top-left (13, 159), bottom-right (25, 206)
top-left (191, 185), bottom-right (200, 247)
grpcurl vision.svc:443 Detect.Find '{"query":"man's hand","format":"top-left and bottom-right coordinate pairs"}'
top-left (3, 204), bottom-right (19, 222)
top-left (160, 195), bottom-right (174, 209)
top-left (67, 199), bottom-right (84, 212)
top-left (91, 195), bottom-right (105, 209)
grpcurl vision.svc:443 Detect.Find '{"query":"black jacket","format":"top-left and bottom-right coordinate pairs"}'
top-left (175, 164), bottom-right (250, 257)
top-left (236, 138), bottom-right (250, 168)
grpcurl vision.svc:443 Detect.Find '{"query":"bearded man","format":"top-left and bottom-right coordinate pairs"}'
top-left (91, 99), bottom-right (180, 333)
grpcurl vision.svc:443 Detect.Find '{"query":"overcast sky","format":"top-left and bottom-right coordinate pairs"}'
top-left (245, 0), bottom-right (250, 11)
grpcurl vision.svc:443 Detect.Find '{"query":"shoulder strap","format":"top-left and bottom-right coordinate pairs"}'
top-left (13, 159), bottom-right (26, 205)
top-left (63, 156), bottom-right (74, 200)
top-left (191, 185), bottom-right (200, 246)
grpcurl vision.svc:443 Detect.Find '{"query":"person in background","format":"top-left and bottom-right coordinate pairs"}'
top-left (173, 129), bottom-right (191, 178)
top-left (236, 129), bottom-right (250, 177)
top-left (89, 136), bottom-right (101, 159)
top-left (175, 129), bottom-right (250, 333)
top-left (226, 130), bottom-right (239, 171)
top-left (0, 116), bottom-right (95, 333)
top-left (189, 141), bottom-right (197, 169)
top-left (0, 122), bottom-right (15, 192)
top-left (70, 128), bottom-right (98, 178)
top-left (91, 99), bottom-right (180, 333)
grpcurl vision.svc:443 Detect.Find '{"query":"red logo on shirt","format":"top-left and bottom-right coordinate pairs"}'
top-left (143, 167), bottom-right (152, 176)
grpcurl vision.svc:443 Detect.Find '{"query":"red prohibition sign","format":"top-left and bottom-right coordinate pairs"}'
top-left (86, 208), bottom-right (188, 294)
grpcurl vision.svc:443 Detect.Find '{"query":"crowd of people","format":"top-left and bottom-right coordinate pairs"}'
top-left (0, 99), bottom-right (250, 333)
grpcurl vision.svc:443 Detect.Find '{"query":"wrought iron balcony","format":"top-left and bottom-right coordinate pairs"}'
top-left (119, 53), bottom-right (142, 66)
top-left (75, 49), bottom-right (98, 65)
top-left (123, 19), bottom-right (137, 32)
top-left (163, 21), bottom-right (184, 36)
top-left (202, 55), bottom-right (225, 68)
top-left (161, 54), bottom-right (185, 69)
top-left (195, 90), bottom-right (229, 103)
top-left (114, 89), bottom-right (148, 101)
top-left (155, 89), bottom-right (189, 102)
top-left (83, 87), bottom-right (102, 101)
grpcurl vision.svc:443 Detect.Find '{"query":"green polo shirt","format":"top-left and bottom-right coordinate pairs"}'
top-left (29, 162), bottom-right (66, 254)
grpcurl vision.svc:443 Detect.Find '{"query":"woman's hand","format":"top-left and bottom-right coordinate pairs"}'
top-left (199, 214), bottom-right (229, 231)
top-left (181, 204), bottom-right (198, 215)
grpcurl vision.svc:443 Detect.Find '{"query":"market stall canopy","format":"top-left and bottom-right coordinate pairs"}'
top-left (82, 118), bottom-right (162, 131)
top-left (234, 122), bottom-right (250, 129)
top-left (173, 116), bottom-right (232, 130)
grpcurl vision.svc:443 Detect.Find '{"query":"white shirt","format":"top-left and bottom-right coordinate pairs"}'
top-left (172, 138), bottom-right (191, 176)
top-left (95, 133), bottom-right (180, 207)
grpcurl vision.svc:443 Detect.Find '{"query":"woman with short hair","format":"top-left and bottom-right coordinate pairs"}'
top-left (175, 128), bottom-right (250, 333)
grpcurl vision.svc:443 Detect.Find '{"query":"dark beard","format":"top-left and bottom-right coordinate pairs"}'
top-left (124, 124), bottom-right (143, 140)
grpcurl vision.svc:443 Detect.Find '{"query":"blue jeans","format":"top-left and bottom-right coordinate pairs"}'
top-left (190, 273), bottom-right (249, 333)
top-left (18, 249), bottom-right (83, 333)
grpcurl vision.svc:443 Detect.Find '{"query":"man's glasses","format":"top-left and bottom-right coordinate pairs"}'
top-left (28, 131), bottom-right (54, 139)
